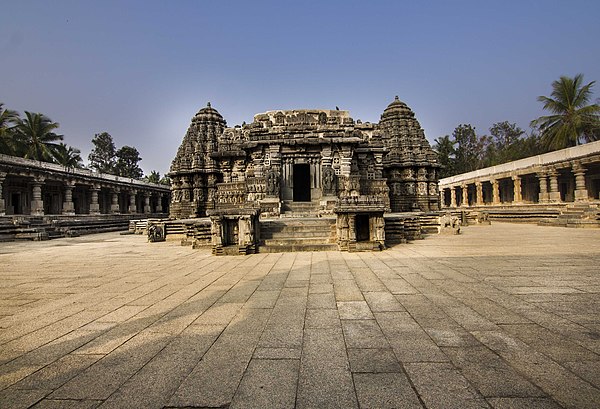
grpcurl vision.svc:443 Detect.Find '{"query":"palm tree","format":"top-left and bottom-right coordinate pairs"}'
top-left (0, 103), bottom-right (20, 155)
top-left (13, 111), bottom-right (63, 161)
top-left (531, 74), bottom-right (600, 150)
top-left (52, 143), bottom-right (84, 168)
top-left (143, 170), bottom-right (161, 184)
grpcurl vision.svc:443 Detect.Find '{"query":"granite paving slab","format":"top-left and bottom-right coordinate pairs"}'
top-left (0, 223), bottom-right (598, 408)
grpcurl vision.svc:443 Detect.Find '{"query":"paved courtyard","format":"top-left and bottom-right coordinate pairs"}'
top-left (0, 223), bottom-right (599, 408)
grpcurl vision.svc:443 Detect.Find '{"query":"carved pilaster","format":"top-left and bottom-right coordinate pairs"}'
top-left (450, 187), bottom-right (457, 208)
top-left (129, 190), bottom-right (137, 213)
top-left (156, 193), bottom-right (163, 213)
top-left (340, 146), bottom-right (353, 176)
top-left (31, 176), bottom-right (45, 216)
top-left (512, 175), bottom-right (522, 204)
top-left (89, 185), bottom-right (100, 215)
top-left (572, 161), bottom-right (588, 201)
top-left (144, 192), bottom-right (151, 213)
top-left (537, 172), bottom-right (549, 203)
top-left (461, 184), bottom-right (469, 207)
top-left (491, 179), bottom-right (500, 205)
top-left (62, 180), bottom-right (76, 215)
top-left (475, 181), bottom-right (483, 206)
top-left (348, 214), bottom-right (356, 242)
top-left (0, 172), bottom-right (6, 215)
top-left (111, 188), bottom-right (120, 214)
top-left (548, 170), bottom-right (561, 202)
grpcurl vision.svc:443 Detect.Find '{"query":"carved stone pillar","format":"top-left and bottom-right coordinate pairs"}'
top-left (0, 172), bottom-right (6, 215)
top-left (439, 189), bottom-right (445, 208)
top-left (572, 162), bottom-right (589, 201)
top-left (31, 176), bottom-right (45, 215)
top-left (348, 214), bottom-right (356, 242)
top-left (475, 181), bottom-right (483, 206)
top-left (512, 175), bottom-right (522, 204)
top-left (111, 188), bottom-right (120, 214)
top-left (144, 192), bottom-right (151, 213)
top-left (450, 187), bottom-right (457, 208)
top-left (491, 179), bottom-right (500, 205)
top-left (340, 147), bottom-right (353, 177)
top-left (62, 180), bottom-right (75, 215)
top-left (548, 170), bottom-right (561, 202)
top-left (129, 190), bottom-right (137, 213)
top-left (156, 193), bottom-right (163, 213)
top-left (90, 185), bottom-right (100, 215)
top-left (537, 172), bottom-right (549, 203)
top-left (461, 184), bottom-right (468, 207)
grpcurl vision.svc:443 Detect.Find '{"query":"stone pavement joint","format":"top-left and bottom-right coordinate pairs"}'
top-left (0, 223), bottom-right (599, 408)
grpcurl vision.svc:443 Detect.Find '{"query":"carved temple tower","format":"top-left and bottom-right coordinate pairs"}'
top-left (380, 96), bottom-right (440, 212)
top-left (169, 103), bottom-right (226, 218)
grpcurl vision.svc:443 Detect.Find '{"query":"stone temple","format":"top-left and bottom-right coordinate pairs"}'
top-left (167, 97), bottom-right (440, 254)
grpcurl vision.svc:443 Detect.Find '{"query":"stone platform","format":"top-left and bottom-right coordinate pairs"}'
top-left (0, 223), bottom-right (599, 408)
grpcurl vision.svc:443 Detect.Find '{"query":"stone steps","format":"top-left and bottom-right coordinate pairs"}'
top-left (546, 203), bottom-right (600, 228)
top-left (259, 217), bottom-right (336, 251)
top-left (281, 201), bottom-right (320, 217)
top-left (259, 243), bottom-right (338, 253)
top-left (263, 237), bottom-right (334, 245)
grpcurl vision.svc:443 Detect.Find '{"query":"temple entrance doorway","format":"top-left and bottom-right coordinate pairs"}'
top-left (355, 214), bottom-right (370, 242)
top-left (293, 164), bottom-right (311, 202)
top-left (223, 219), bottom-right (239, 246)
top-left (11, 193), bottom-right (22, 214)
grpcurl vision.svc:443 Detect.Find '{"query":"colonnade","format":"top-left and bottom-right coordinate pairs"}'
top-left (0, 155), bottom-right (170, 216)
top-left (439, 159), bottom-right (599, 208)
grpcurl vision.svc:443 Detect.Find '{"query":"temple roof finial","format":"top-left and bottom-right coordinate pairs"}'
top-left (394, 95), bottom-right (399, 101)
top-left (207, 102), bottom-right (211, 107)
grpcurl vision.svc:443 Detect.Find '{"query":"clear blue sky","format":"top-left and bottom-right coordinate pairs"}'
top-left (2, 0), bottom-right (599, 176)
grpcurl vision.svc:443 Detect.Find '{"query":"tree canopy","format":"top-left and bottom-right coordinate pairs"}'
top-left (531, 74), bottom-right (600, 149)
top-left (52, 143), bottom-right (84, 168)
top-left (88, 132), bottom-right (117, 173)
top-left (115, 145), bottom-right (143, 179)
top-left (12, 111), bottom-right (63, 161)
top-left (0, 103), bottom-right (20, 156)
top-left (434, 122), bottom-right (545, 177)
top-left (1, 103), bottom-right (146, 177)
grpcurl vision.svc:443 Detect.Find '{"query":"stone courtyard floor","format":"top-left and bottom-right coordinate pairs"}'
top-left (0, 223), bottom-right (599, 409)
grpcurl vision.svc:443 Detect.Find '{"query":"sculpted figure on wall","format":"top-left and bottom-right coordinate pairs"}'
top-left (429, 183), bottom-right (437, 196)
top-left (322, 167), bottom-right (336, 195)
top-left (266, 170), bottom-right (280, 196)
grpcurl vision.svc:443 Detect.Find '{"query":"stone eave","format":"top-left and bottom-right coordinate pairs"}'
top-left (0, 154), bottom-right (169, 192)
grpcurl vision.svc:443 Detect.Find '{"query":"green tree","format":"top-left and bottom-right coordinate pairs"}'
top-left (143, 170), bottom-right (161, 184)
top-left (489, 121), bottom-right (525, 165)
top-left (88, 132), bottom-right (116, 173)
top-left (159, 175), bottom-right (171, 186)
top-left (52, 143), bottom-right (84, 168)
top-left (531, 74), bottom-right (600, 150)
top-left (12, 111), bottom-right (63, 161)
top-left (0, 103), bottom-right (20, 155)
top-left (115, 145), bottom-right (143, 179)
top-left (452, 124), bottom-right (485, 174)
top-left (433, 135), bottom-right (456, 178)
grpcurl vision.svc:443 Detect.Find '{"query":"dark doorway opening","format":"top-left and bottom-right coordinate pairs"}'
top-left (293, 164), bottom-right (311, 202)
top-left (11, 193), bottom-right (21, 214)
top-left (223, 219), bottom-right (238, 246)
top-left (355, 214), bottom-right (370, 242)
top-left (560, 182), bottom-right (568, 202)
